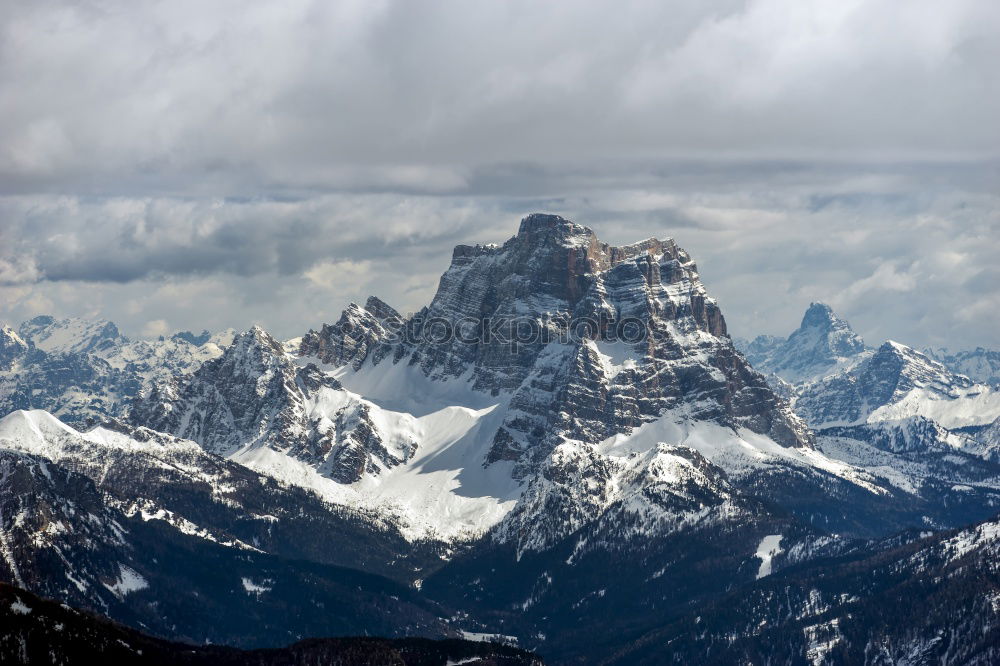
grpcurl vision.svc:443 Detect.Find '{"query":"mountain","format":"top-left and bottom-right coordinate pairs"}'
top-left (925, 346), bottom-right (1000, 388)
top-left (739, 302), bottom-right (869, 384)
top-left (299, 296), bottom-right (402, 369)
top-left (126, 213), bottom-right (1000, 660)
top-left (0, 316), bottom-right (232, 427)
top-left (0, 582), bottom-right (541, 665)
top-left (130, 326), bottom-right (513, 541)
top-left (0, 409), bottom-right (440, 582)
top-left (737, 303), bottom-right (1000, 433)
top-left (736, 303), bottom-right (1000, 536)
top-left (604, 512), bottom-right (1000, 665)
top-left (0, 427), bottom-right (455, 648)
top-left (134, 215), bottom-right (860, 548)
top-left (0, 323), bottom-right (138, 426)
top-left (6, 214), bottom-right (1000, 663)
top-left (17, 315), bottom-right (126, 355)
top-left (796, 340), bottom-right (1000, 430)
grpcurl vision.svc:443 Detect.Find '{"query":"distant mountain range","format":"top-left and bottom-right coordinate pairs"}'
top-left (2, 214), bottom-right (1000, 664)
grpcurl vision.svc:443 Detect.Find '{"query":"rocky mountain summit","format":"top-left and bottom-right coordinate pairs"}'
top-left (738, 303), bottom-right (1000, 432)
top-left (130, 215), bottom-right (831, 543)
top-left (797, 339), bottom-right (1000, 429)
top-left (344, 214), bottom-right (810, 467)
top-left (739, 302), bottom-right (869, 384)
top-left (300, 296), bottom-right (401, 369)
top-left (736, 302), bottom-right (1000, 538)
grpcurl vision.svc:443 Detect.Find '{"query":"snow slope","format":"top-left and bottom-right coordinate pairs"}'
top-left (231, 396), bottom-right (523, 541)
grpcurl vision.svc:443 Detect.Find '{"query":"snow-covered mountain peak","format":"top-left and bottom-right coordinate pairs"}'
top-left (799, 301), bottom-right (840, 329)
top-left (0, 408), bottom-right (75, 446)
top-left (869, 340), bottom-right (972, 391)
top-left (124, 214), bottom-right (815, 541)
top-left (0, 325), bottom-right (26, 347)
top-left (740, 302), bottom-right (868, 384)
top-left (299, 296), bottom-right (401, 370)
top-left (1, 315), bottom-right (234, 428)
top-left (18, 315), bottom-right (125, 355)
top-left (231, 325), bottom-right (287, 360)
top-left (514, 212), bottom-right (597, 247)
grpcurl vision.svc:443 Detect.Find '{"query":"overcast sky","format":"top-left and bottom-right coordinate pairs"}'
top-left (1, 0), bottom-right (998, 349)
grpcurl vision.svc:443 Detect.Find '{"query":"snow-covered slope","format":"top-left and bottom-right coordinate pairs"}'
top-left (0, 409), bottom-right (443, 581)
top-left (0, 437), bottom-right (455, 648)
top-left (17, 315), bottom-right (126, 355)
top-left (229, 399), bottom-right (523, 541)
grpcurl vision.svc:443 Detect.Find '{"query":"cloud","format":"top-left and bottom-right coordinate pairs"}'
top-left (0, 255), bottom-right (40, 286)
top-left (0, 165), bottom-right (997, 350)
top-left (0, 1), bottom-right (998, 196)
top-left (0, 1), bottom-right (997, 349)
top-left (304, 259), bottom-right (373, 292)
top-left (837, 261), bottom-right (919, 304)
top-left (141, 319), bottom-right (170, 338)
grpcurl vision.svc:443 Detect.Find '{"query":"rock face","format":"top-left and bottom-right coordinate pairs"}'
top-left (360, 214), bottom-right (810, 478)
top-left (132, 327), bottom-right (416, 484)
top-left (299, 296), bottom-right (401, 369)
top-left (0, 327), bottom-right (29, 371)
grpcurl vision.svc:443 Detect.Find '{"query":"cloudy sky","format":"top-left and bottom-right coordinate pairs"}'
top-left (1, 0), bottom-right (998, 349)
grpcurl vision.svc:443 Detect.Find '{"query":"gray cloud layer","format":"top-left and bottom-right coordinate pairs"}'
top-left (1, 1), bottom-right (998, 349)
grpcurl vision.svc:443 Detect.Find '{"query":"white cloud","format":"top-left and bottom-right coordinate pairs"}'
top-left (141, 319), bottom-right (170, 338)
top-left (304, 259), bottom-right (373, 292)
